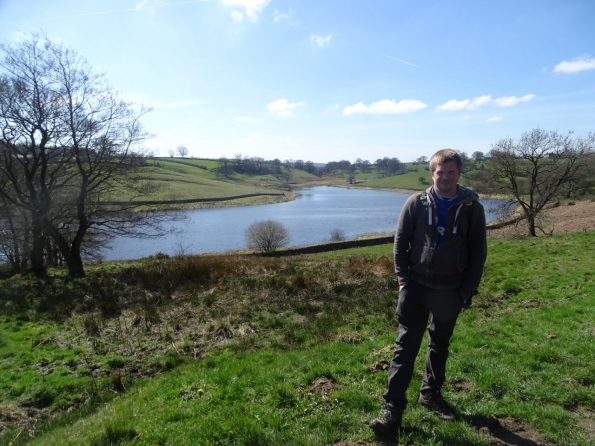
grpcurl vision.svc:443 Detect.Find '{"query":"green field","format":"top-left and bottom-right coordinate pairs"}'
top-left (107, 158), bottom-right (317, 208)
top-left (120, 158), bottom-right (491, 208)
top-left (123, 158), bottom-right (321, 207)
top-left (1, 232), bottom-right (594, 445)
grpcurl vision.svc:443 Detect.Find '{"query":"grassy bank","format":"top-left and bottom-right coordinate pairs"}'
top-left (125, 158), bottom-right (320, 208)
top-left (123, 158), bottom-right (476, 208)
top-left (1, 233), bottom-right (595, 445)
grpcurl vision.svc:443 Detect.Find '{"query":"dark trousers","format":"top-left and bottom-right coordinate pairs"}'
top-left (384, 280), bottom-right (464, 407)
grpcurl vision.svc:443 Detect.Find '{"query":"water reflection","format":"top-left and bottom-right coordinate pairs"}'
top-left (104, 187), bottom-right (502, 261)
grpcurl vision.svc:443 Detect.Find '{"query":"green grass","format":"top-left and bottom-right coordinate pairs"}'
top-left (121, 158), bottom-right (488, 206)
top-left (127, 158), bottom-right (320, 205)
top-left (358, 171), bottom-right (426, 189)
top-left (2, 233), bottom-right (595, 445)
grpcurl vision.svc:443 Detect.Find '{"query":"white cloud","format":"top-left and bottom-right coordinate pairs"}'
top-left (325, 103), bottom-right (340, 113)
top-left (436, 95), bottom-right (492, 111)
top-left (487, 116), bottom-right (502, 122)
top-left (343, 102), bottom-right (368, 115)
top-left (493, 94), bottom-right (535, 107)
top-left (273, 9), bottom-right (290, 22)
top-left (310, 34), bottom-right (332, 47)
top-left (135, 0), bottom-right (149, 10)
top-left (266, 98), bottom-right (306, 116)
top-left (235, 116), bottom-right (257, 122)
top-left (231, 10), bottom-right (243, 21)
top-left (222, 0), bottom-right (270, 21)
top-left (554, 55), bottom-right (595, 74)
top-left (461, 114), bottom-right (471, 120)
top-left (343, 99), bottom-right (427, 116)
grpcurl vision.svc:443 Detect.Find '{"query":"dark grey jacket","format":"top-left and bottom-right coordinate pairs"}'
top-left (394, 185), bottom-right (487, 301)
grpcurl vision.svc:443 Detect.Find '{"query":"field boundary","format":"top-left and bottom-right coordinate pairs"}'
top-left (101, 192), bottom-right (286, 206)
top-left (265, 235), bottom-right (394, 256)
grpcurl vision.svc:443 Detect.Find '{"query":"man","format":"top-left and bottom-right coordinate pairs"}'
top-left (369, 149), bottom-right (487, 435)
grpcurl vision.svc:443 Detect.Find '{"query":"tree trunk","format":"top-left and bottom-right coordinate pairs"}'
top-left (64, 253), bottom-right (85, 278)
top-left (57, 241), bottom-right (86, 278)
top-left (30, 213), bottom-right (46, 277)
top-left (528, 218), bottom-right (537, 237)
top-left (68, 231), bottom-right (86, 279)
top-left (43, 218), bottom-right (86, 278)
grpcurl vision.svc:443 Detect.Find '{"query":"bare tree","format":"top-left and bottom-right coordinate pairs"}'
top-left (168, 148), bottom-right (175, 157)
top-left (487, 128), bottom-right (594, 236)
top-left (245, 220), bottom-right (290, 253)
top-left (0, 34), bottom-right (160, 277)
top-left (176, 145), bottom-right (188, 158)
top-left (472, 151), bottom-right (484, 162)
top-left (329, 228), bottom-right (346, 242)
top-left (0, 193), bottom-right (31, 272)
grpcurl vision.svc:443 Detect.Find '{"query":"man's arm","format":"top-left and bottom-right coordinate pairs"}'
top-left (394, 194), bottom-right (417, 289)
top-left (460, 202), bottom-right (487, 301)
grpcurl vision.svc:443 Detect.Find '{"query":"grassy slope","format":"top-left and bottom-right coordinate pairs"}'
top-left (121, 158), bottom-right (486, 205)
top-left (353, 168), bottom-right (482, 192)
top-left (126, 158), bottom-right (319, 204)
top-left (1, 233), bottom-right (595, 445)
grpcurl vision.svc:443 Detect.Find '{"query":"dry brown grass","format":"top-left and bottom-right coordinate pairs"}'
top-left (488, 199), bottom-right (595, 238)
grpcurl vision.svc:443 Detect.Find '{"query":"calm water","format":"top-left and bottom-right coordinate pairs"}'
top-left (104, 187), bottom-right (502, 261)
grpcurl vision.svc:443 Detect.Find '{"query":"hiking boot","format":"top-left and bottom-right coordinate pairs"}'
top-left (369, 401), bottom-right (403, 435)
top-left (418, 391), bottom-right (455, 420)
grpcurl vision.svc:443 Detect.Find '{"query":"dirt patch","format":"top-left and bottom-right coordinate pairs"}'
top-left (370, 360), bottom-right (390, 373)
top-left (474, 416), bottom-right (554, 446)
top-left (308, 376), bottom-right (341, 396)
top-left (488, 200), bottom-right (595, 238)
top-left (579, 417), bottom-right (595, 437)
top-left (570, 408), bottom-right (595, 438)
top-left (0, 405), bottom-right (46, 437)
top-left (451, 378), bottom-right (474, 393)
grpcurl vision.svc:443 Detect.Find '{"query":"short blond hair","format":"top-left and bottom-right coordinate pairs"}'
top-left (429, 149), bottom-right (462, 173)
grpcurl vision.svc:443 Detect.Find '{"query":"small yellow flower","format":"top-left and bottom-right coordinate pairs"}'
top-left (197, 388), bottom-right (204, 394)
top-left (303, 408), bottom-right (308, 413)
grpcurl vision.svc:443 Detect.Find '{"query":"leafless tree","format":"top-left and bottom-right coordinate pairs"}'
top-left (176, 145), bottom-right (188, 158)
top-left (245, 220), bottom-right (290, 253)
top-left (487, 128), bottom-right (594, 236)
top-left (168, 148), bottom-right (175, 157)
top-left (0, 193), bottom-right (31, 272)
top-left (472, 151), bottom-right (484, 162)
top-left (329, 228), bottom-right (346, 242)
top-left (0, 34), bottom-right (163, 277)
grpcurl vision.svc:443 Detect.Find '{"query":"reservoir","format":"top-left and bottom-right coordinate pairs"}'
top-left (104, 186), bottom-right (502, 261)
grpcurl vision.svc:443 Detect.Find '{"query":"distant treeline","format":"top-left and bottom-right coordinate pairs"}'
top-left (212, 154), bottom-right (445, 179)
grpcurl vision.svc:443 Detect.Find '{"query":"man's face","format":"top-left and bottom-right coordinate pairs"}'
top-left (431, 160), bottom-right (461, 197)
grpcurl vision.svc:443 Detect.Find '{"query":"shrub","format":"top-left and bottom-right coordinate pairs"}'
top-left (245, 220), bottom-right (290, 253)
top-left (330, 228), bottom-right (346, 242)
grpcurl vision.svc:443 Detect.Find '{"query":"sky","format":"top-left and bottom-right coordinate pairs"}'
top-left (0, 0), bottom-right (594, 163)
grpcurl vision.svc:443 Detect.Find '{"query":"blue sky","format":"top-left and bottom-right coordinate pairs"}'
top-left (1, 0), bottom-right (594, 163)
